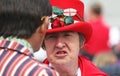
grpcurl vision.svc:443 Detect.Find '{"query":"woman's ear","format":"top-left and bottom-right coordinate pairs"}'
top-left (80, 40), bottom-right (85, 49)
top-left (80, 44), bottom-right (84, 49)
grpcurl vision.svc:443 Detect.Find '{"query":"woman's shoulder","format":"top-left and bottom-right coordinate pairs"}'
top-left (78, 55), bottom-right (107, 76)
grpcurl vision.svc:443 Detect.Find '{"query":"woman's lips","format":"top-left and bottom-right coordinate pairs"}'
top-left (55, 50), bottom-right (68, 57)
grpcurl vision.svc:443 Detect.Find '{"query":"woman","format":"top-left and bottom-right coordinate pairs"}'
top-left (42, 0), bottom-right (108, 76)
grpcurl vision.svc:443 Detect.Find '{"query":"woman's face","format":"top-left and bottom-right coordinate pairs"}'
top-left (44, 31), bottom-right (81, 65)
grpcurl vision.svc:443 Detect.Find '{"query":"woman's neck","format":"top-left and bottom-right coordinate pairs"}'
top-left (53, 61), bottom-right (78, 76)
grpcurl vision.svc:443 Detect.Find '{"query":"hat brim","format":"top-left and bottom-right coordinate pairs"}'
top-left (46, 21), bottom-right (92, 43)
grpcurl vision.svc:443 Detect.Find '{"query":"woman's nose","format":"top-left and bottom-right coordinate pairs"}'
top-left (55, 38), bottom-right (65, 49)
top-left (56, 42), bottom-right (65, 49)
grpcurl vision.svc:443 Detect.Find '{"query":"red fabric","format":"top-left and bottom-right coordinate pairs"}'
top-left (43, 56), bottom-right (108, 76)
top-left (85, 17), bottom-right (111, 55)
top-left (78, 56), bottom-right (107, 76)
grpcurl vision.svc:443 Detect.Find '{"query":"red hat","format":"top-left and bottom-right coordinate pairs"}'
top-left (47, 0), bottom-right (92, 43)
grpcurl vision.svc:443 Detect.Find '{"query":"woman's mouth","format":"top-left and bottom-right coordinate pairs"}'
top-left (55, 50), bottom-right (68, 57)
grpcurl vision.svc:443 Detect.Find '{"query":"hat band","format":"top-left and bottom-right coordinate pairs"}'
top-left (50, 6), bottom-right (84, 29)
top-left (48, 20), bottom-right (79, 30)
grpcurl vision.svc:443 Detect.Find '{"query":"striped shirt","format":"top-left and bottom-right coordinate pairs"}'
top-left (0, 40), bottom-right (59, 76)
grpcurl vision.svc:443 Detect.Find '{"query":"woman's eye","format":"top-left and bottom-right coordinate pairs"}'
top-left (50, 35), bottom-right (56, 38)
top-left (64, 34), bottom-right (70, 36)
top-left (64, 33), bottom-right (72, 36)
top-left (46, 35), bottom-right (56, 39)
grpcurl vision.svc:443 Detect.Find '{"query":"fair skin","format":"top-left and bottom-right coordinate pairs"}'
top-left (44, 31), bottom-right (82, 76)
top-left (27, 17), bottom-right (50, 52)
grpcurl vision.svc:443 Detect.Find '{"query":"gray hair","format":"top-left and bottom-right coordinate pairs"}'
top-left (78, 33), bottom-right (85, 46)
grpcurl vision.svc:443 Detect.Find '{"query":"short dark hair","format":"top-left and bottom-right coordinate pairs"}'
top-left (91, 3), bottom-right (102, 16)
top-left (0, 0), bottom-right (52, 38)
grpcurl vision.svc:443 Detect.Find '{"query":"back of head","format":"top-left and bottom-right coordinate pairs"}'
top-left (0, 0), bottom-right (52, 38)
top-left (90, 2), bottom-right (102, 16)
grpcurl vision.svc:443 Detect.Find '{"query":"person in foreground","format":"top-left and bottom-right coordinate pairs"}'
top-left (0, 0), bottom-right (59, 76)
top-left (42, 0), bottom-right (108, 76)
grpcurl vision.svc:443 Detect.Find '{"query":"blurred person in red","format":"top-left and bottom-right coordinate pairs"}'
top-left (84, 2), bottom-right (111, 57)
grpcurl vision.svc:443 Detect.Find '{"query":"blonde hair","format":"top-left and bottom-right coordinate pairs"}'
top-left (92, 51), bottom-right (118, 67)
